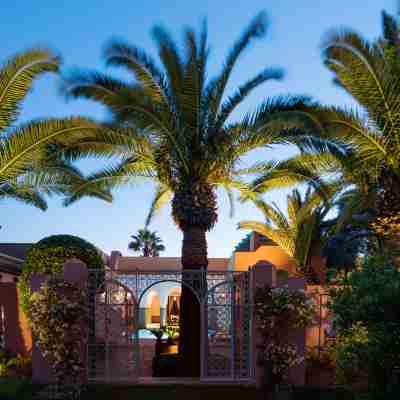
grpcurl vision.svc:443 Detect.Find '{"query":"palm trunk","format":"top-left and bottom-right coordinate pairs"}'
top-left (178, 226), bottom-right (208, 377)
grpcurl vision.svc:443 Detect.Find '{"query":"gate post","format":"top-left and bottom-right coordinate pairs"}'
top-left (287, 277), bottom-right (307, 386)
top-left (31, 259), bottom-right (88, 384)
top-left (252, 261), bottom-right (277, 389)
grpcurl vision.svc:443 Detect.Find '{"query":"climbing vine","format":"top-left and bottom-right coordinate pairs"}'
top-left (29, 276), bottom-right (87, 385)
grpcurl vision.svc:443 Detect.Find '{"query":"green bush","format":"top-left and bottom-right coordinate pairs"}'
top-left (329, 255), bottom-right (400, 397)
top-left (18, 234), bottom-right (104, 316)
top-left (0, 352), bottom-right (32, 378)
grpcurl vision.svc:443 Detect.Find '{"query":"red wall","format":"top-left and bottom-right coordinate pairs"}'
top-left (0, 283), bottom-right (32, 356)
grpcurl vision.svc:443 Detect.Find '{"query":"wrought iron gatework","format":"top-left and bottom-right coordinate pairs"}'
top-left (86, 268), bottom-right (254, 383)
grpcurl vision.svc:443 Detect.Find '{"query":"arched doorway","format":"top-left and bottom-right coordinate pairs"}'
top-left (146, 290), bottom-right (161, 328)
top-left (137, 280), bottom-right (199, 378)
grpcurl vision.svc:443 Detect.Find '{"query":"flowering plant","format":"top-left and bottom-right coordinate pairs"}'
top-left (264, 342), bottom-right (304, 382)
top-left (255, 285), bottom-right (316, 331)
top-left (254, 284), bottom-right (316, 384)
top-left (29, 276), bottom-right (87, 385)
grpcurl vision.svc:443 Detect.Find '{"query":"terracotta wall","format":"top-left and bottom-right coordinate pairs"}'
top-left (0, 283), bottom-right (32, 356)
top-left (233, 245), bottom-right (298, 273)
top-left (233, 245), bottom-right (327, 284)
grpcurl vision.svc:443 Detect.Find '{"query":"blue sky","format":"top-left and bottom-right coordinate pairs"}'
top-left (1, 0), bottom-right (395, 257)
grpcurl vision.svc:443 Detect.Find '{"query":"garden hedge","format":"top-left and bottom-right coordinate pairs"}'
top-left (18, 234), bottom-right (104, 316)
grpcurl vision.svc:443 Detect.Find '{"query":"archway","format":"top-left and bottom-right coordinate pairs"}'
top-left (136, 280), bottom-right (200, 378)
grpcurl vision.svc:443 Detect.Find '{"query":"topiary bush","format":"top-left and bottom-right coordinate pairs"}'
top-left (18, 234), bottom-right (104, 317)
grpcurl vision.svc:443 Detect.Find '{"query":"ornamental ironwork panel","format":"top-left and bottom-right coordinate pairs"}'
top-left (204, 272), bottom-right (252, 380)
top-left (87, 275), bottom-right (138, 382)
top-left (86, 268), bottom-right (253, 382)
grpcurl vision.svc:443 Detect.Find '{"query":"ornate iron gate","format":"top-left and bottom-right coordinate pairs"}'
top-left (86, 268), bottom-right (253, 383)
top-left (87, 275), bottom-right (138, 382)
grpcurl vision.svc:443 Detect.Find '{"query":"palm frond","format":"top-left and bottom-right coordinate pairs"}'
top-left (206, 11), bottom-right (268, 120)
top-left (145, 184), bottom-right (173, 227)
top-left (215, 67), bottom-right (284, 129)
top-left (104, 39), bottom-right (168, 106)
top-left (63, 157), bottom-right (155, 206)
top-left (0, 48), bottom-right (60, 131)
top-left (238, 219), bottom-right (295, 257)
top-left (0, 182), bottom-right (47, 210)
top-left (0, 118), bottom-right (105, 182)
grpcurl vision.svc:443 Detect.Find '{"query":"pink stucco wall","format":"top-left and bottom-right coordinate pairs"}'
top-left (252, 261), bottom-right (307, 389)
top-left (0, 283), bottom-right (32, 357)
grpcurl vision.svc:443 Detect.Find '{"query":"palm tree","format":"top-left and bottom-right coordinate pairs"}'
top-left (248, 11), bottom-right (400, 255)
top-left (0, 48), bottom-right (111, 210)
top-left (128, 228), bottom-right (165, 256)
top-left (239, 188), bottom-right (338, 283)
top-left (58, 13), bottom-right (315, 375)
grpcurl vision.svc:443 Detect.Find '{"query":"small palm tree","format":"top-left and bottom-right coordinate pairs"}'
top-left (0, 48), bottom-right (111, 209)
top-left (239, 188), bottom-right (336, 282)
top-left (59, 13), bottom-right (315, 375)
top-left (128, 229), bottom-right (165, 256)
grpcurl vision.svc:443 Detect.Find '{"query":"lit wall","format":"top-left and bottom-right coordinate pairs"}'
top-left (232, 245), bottom-right (298, 273)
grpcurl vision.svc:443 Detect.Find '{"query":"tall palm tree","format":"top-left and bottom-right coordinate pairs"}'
top-left (247, 11), bottom-right (400, 254)
top-left (239, 188), bottom-right (337, 283)
top-left (128, 228), bottom-right (165, 256)
top-left (58, 13), bottom-right (315, 375)
top-left (0, 48), bottom-right (111, 210)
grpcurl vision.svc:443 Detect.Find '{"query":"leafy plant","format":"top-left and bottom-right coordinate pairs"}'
top-left (148, 328), bottom-right (164, 340)
top-left (0, 351), bottom-right (32, 378)
top-left (0, 48), bottom-right (111, 210)
top-left (263, 342), bottom-right (303, 382)
top-left (240, 187), bottom-right (338, 282)
top-left (254, 284), bottom-right (316, 384)
top-left (18, 234), bottom-right (104, 316)
top-left (329, 255), bottom-right (400, 397)
top-left (29, 276), bottom-right (87, 385)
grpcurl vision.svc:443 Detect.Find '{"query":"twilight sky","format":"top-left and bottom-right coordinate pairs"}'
top-left (1, 0), bottom-right (395, 257)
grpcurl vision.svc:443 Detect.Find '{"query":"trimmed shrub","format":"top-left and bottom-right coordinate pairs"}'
top-left (18, 234), bottom-right (104, 316)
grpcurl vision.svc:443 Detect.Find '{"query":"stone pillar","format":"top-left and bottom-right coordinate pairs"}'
top-left (138, 307), bottom-right (147, 329)
top-left (109, 251), bottom-right (122, 270)
top-left (31, 259), bottom-right (88, 384)
top-left (160, 307), bottom-right (167, 327)
top-left (252, 263), bottom-right (307, 388)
